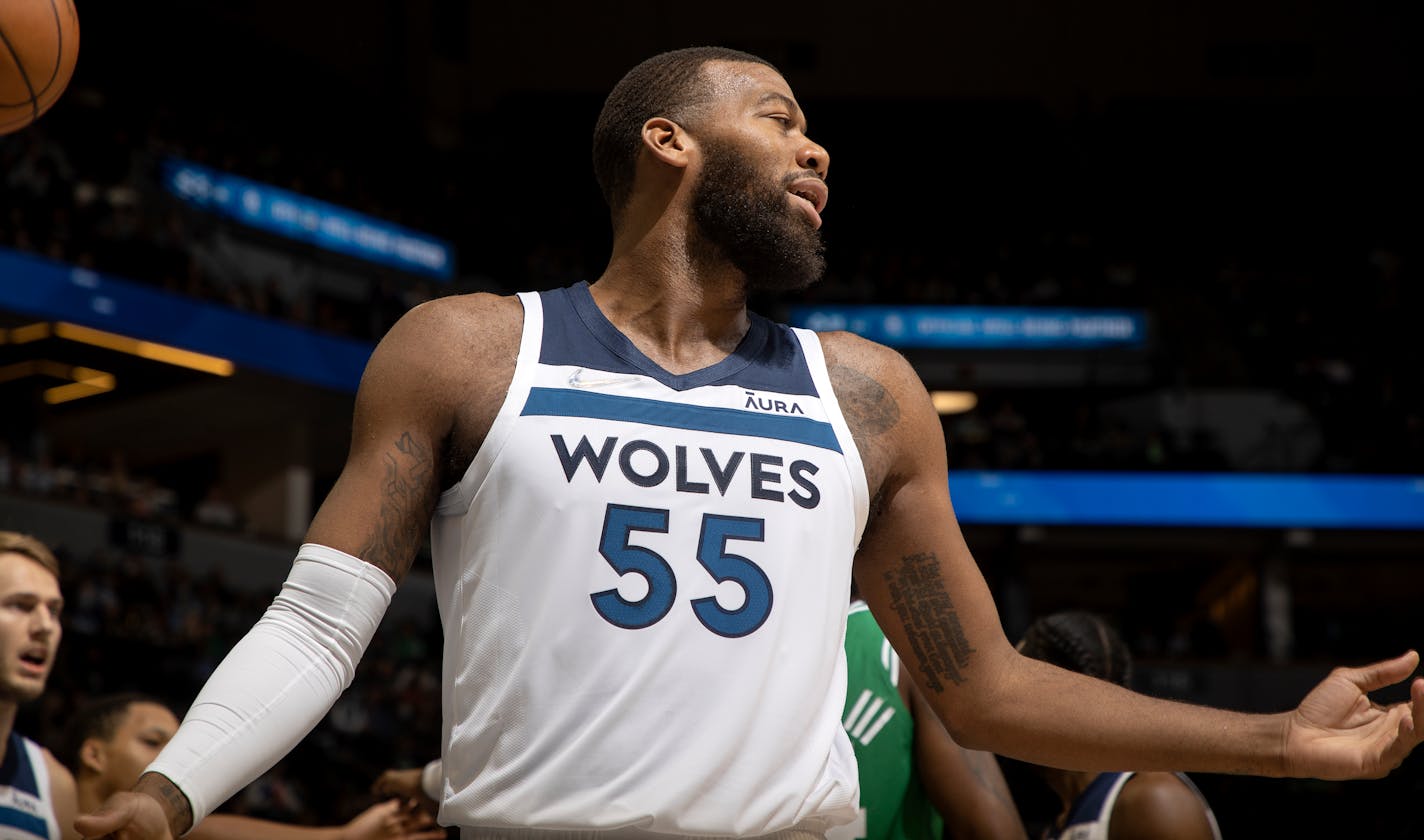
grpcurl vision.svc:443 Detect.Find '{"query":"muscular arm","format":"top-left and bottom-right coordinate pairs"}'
top-left (824, 331), bottom-right (1422, 782)
top-left (87, 295), bottom-right (523, 839)
top-left (906, 680), bottom-right (1026, 840)
top-left (189, 800), bottom-right (442, 840)
top-left (306, 293), bottom-right (522, 580)
top-left (191, 815), bottom-right (346, 840)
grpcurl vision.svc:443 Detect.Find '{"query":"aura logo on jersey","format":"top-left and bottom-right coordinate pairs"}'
top-left (743, 390), bottom-right (806, 415)
top-left (551, 434), bottom-right (823, 510)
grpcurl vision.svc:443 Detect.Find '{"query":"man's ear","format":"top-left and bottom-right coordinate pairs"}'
top-left (78, 738), bottom-right (107, 775)
top-left (641, 117), bottom-right (696, 169)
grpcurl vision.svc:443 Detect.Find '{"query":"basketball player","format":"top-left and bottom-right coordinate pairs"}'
top-left (63, 693), bottom-right (443, 840)
top-left (79, 46), bottom-right (1422, 839)
top-left (1016, 613), bottom-right (1222, 840)
top-left (368, 596), bottom-right (1026, 840)
top-left (830, 595), bottom-right (1025, 840)
top-left (0, 532), bottom-right (78, 840)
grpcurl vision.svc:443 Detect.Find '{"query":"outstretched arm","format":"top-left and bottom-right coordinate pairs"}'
top-left (826, 332), bottom-right (1423, 782)
top-left (188, 801), bottom-right (443, 840)
top-left (907, 682), bottom-right (1026, 840)
top-left (77, 295), bottom-right (522, 839)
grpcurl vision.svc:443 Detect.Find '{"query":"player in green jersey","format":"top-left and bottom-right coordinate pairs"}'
top-left (831, 598), bottom-right (1026, 840)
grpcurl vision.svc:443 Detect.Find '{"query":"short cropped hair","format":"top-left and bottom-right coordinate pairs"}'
top-left (0, 531), bottom-right (59, 579)
top-left (58, 692), bottom-right (168, 774)
top-left (592, 46), bottom-right (778, 219)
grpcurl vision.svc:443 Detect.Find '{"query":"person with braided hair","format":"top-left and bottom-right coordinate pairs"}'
top-left (1016, 612), bottom-right (1222, 840)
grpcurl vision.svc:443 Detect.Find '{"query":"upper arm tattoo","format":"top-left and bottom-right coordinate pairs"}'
top-left (358, 431), bottom-right (438, 581)
top-left (828, 361), bottom-right (901, 496)
top-left (885, 551), bottom-right (976, 692)
top-left (829, 362), bottom-right (900, 441)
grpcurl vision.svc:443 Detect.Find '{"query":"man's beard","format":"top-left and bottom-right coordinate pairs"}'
top-left (691, 141), bottom-right (826, 294)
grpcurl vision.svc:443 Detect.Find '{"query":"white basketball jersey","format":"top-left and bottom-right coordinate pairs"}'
top-left (0, 732), bottom-right (61, 840)
top-left (1048, 772), bottom-right (1222, 840)
top-left (430, 282), bottom-right (868, 836)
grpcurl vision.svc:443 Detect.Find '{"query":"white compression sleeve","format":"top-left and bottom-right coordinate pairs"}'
top-left (145, 544), bottom-right (396, 827)
top-left (419, 758), bottom-right (443, 801)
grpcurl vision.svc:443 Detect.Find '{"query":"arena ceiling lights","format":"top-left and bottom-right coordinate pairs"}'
top-left (0, 321), bottom-right (233, 404)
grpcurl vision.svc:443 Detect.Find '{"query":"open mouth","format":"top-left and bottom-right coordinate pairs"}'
top-left (18, 650), bottom-right (48, 673)
top-left (787, 179), bottom-right (828, 229)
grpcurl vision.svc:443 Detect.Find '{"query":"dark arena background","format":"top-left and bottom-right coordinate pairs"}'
top-left (2, 1), bottom-right (1421, 836)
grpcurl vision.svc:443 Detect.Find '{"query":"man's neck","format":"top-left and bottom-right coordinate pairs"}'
top-left (75, 775), bottom-right (107, 815)
top-left (0, 700), bottom-right (16, 766)
top-left (592, 244), bottom-right (753, 375)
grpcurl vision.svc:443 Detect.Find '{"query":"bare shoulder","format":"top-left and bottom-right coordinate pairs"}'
top-left (42, 745), bottom-right (76, 789)
top-left (41, 748), bottom-right (80, 840)
top-left (817, 330), bottom-right (938, 498)
top-left (375, 292), bottom-right (524, 376)
top-left (360, 292), bottom-right (523, 411)
top-left (1110, 773), bottom-right (1218, 840)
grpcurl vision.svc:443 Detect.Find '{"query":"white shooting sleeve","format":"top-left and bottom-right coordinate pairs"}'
top-left (420, 758), bottom-right (443, 802)
top-left (145, 543), bottom-right (396, 826)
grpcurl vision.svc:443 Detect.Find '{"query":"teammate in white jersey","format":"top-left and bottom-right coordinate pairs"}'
top-left (1016, 613), bottom-right (1221, 840)
top-left (81, 45), bottom-right (1423, 840)
top-left (0, 532), bottom-right (78, 840)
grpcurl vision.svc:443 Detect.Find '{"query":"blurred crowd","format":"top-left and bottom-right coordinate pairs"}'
top-left (25, 540), bottom-right (443, 827)
top-left (4, 86), bottom-right (1418, 478)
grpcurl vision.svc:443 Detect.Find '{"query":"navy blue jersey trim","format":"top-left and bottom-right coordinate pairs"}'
top-left (522, 388), bottom-right (842, 453)
top-left (1061, 771), bottom-right (1122, 830)
top-left (0, 808), bottom-right (51, 839)
top-left (0, 731), bottom-right (48, 839)
top-left (537, 283), bottom-right (819, 396)
top-left (0, 732), bottom-right (37, 795)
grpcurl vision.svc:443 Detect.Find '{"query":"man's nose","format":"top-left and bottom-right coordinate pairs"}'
top-left (798, 139), bottom-right (829, 180)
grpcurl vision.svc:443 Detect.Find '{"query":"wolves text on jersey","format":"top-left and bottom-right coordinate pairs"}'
top-left (551, 434), bottom-right (822, 509)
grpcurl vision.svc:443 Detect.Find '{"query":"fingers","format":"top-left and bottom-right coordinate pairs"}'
top-left (75, 799), bottom-right (134, 837)
top-left (1412, 677), bottom-right (1424, 740)
top-left (1341, 650), bottom-right (1420, 694)
top-left (1371, 679), bottom-right (1424, 777)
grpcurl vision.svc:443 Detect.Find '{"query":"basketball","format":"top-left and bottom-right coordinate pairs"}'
top-left (0, 0), bottom-right (79, 136)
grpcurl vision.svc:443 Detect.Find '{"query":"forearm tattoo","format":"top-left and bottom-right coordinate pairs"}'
top-left (358, 431), bottom-right (437, 581)
top-left (138, 772), bottom-right (193, 834)
top-left (885, 551), bottom-right (975, 692)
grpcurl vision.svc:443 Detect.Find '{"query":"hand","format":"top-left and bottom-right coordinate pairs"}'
top-left (1284, 650), bottom-right (1424, 779)
top-left (74, 791), bottom-right (175, 840)
top-left (337, 798), bottom-right (444, 840)
top-left (372, 768), bottom-right (437, 818)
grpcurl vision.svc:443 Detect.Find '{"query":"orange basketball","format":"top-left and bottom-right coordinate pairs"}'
top-left (0, 0), bottom-right (79, 136)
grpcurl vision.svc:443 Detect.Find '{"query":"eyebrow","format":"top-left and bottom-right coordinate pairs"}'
top-left (754, 92), bottom-right (807, 131)
top-left (3, 592), bottom-right (64, 608)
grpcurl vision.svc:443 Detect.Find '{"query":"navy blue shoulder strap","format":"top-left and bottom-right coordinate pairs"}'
top-left (536, 282), bottom-right (819, 396)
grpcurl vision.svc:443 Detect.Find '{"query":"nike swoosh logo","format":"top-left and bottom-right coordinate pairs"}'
top-left (567, 368), bottom-right (639, 389)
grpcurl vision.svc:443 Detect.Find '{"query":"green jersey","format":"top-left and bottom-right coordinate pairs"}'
top-left (829, 601), bottom-right (943, 840)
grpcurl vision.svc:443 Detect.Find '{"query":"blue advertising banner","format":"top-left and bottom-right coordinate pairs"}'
top-left (789, 305), bottom-right (1146, 349)
top-left (4, 247), bottom-right (1419, 530)
top-left (161, 157), bottom-right (454, 280)
top-left (0, 247), bottom-right (373, 392)
top-left (949, 471), bottom-right (1424, 529)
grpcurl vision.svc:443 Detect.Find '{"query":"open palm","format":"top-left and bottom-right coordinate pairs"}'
top-left (1285, 651), bottom-right (1424, 779)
